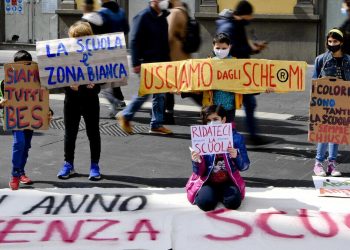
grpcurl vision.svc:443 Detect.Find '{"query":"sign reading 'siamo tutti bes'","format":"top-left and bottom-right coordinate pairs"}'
top-left (3, 62), bottom-right (49, 130)
top-left (191, 123), bottom-right (233, 155)
top-left (36, 32), bottom-right (129, 89)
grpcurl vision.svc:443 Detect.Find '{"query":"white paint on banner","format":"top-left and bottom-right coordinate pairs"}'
top-left (36, 33), bottom-right (129, 89)
top-left (1, 187), bottom-right (350, 249)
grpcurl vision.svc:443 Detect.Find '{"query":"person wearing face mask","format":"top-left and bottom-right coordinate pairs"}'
top-left (186, 105), bottom-right (250, 211)
top-left (340, 0), bottom-right (350, 55)
top-left (117, 0), bottom-right (173, 135)
top-left (216, 0), bottom-right (268, 146)
top-left (203, 33), bottom-right (241, 123)
top-left (312, 28), bottom-right (350, 177)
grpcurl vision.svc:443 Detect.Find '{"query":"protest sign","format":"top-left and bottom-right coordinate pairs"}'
top-left (139, 58), bottom-right (307, 96)
top-left (3, 62), bottom-right (49, 130)
top-left (313, 176), bottom-right (350, 197)
top-left (36, 32), bottom-right (129, 89)
top-left (191, 123), bottom-right (233, 155)
top-left (308, 77), bottom-right (350, 145)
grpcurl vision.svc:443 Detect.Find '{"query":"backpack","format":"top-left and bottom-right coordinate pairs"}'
top-left (182, 13), bottom-right (201, 53)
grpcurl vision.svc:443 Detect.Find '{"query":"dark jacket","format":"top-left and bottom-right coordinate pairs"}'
top-left (99, 2), bottom-right (129, 35)
top-left (216, 17), bottom-right (252, 59)
top-left (130, 6), bottom-right (170, 67)
top-left (340, 19), bottom-right (350, 55)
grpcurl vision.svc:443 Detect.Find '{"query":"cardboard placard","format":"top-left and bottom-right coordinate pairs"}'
top-left (313, 176), bottom-right (350, 197)
top-left (3, 62), bottom-right (49, 130)
top-left (191, 123), bottom-right (233, 155)
top-left (36, 32), bottom-right (129, 89)
top-left (139, 58), bottom-right (307, 96)
top-left (308, 77), bottom-right (350, 144)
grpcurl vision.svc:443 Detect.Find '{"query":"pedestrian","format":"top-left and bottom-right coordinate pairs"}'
top-left (340, 0), bottom-right (350, 55)
top-left (186, 105), bottom-right (250, 211)
top-left (216, 0), bottom-right (268, 145)
top-left (82, 0), bottom-right (129, 118)
top-left (203, 33), bottom-right (240, 123)
top-left (117, 0), bottom-right (173, 135)
top-left (312, 28), bottom-right (349, 177)
top-left (57, 21), bottom-right (102, 181)
top-left (2, 50), bottom-right (53, 190)
top-left (163, 0), bottom-right (191, 124)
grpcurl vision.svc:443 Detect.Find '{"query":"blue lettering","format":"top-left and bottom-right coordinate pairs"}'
top-left (86, 38), bottom-right (92, 51)
top-left (105, 64), bottom-right (113, 79)
top-left (76, 39), bottom-right (85, 53)
top-left (114, 37), bottom-right (123, 49)
top-left (119, 63), bottom-right (128, 78)
top-left (57, 42), bottom-right (68, 56)
top-left (57, 67), bottom-right (65, 83)
top-left (77, 67), bottom-right (85, 81)
top-left (100, 65), bottom-right (107, 79)
top-left (92, 38), bottom-right (100, 50)
top-left (101, 38), bottom-right (107, 49)
top-left (46, 44), bottom-right (56, 58)
top-left (5, 106), bottom-right (16, 130)
top-left (87, 67), bottom-right (95, 81)
top-left (6, 68), bottom-right (14, 84)
top-left (15, 89), bottom-right (22, 102)
top-left (45, 67), bottom-right (57, 85)
top-left (65, 66), bottom-right (77, 83)
top-left (113, 64), bottom-right (119, 79)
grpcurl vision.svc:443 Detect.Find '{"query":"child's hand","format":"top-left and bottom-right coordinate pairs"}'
top-left (48, 110), bottom-right (53, 124)
top-left (227, 147), bottom-right (238, 158)
top-left (87, 84), bottom-right (95, 89)
top-left (265, 87), bottom-right (275, 93)
top-left (70, 84), bottom-right (79, 91)
top-left (189, 147), bottom-right (202, 163)
top-left (0, 99), bottom-right (8, 108)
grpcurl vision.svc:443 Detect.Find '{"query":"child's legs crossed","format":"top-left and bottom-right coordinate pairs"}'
top-left (195, 184), bottom-right (219, 211)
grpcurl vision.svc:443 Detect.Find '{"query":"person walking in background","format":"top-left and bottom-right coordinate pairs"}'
top-left (186, 105), bottom-right (250, 211)
top-left (216, 0), bottom-right (268, 145)
top-left (117, 0), bottom-right (173, 135)
top-left (312, 28), bottom-right (350, 177)
top-left (57, 22), bottom-right (102, 181)
top-left (162, 0), bottom-right (191, 124)
top-left (340, 0), bottom-right (350, 55)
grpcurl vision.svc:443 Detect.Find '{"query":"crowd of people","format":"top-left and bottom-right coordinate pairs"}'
top-left (0, 0), bottom-right (349, 212)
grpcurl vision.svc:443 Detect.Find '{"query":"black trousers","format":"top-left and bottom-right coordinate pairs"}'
top-left (64, 90), bottom-right (101, 164)
top-left (112, 87), bottom-right (124, 101)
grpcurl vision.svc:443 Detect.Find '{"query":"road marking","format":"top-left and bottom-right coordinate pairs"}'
top-left (50, 94), bottom-right (294, 121)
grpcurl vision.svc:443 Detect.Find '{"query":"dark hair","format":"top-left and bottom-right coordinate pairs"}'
top-left (234, 0), bottom-right (253, 16)
top-left (344, 0), bottom-right (350, 8)
top-left (201, 105), bottom-right (227, 124)
top-left (325, 28), bottom-right (344, 49)
top-left (13, 50), bottom-right (32, 62)
top-left (213, 33), bottom-right (231, 45)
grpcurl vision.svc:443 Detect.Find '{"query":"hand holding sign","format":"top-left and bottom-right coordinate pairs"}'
top-left (0, 98), bottom-right (7, 108)
top-left (189, 146), bottom-right (202, 163)
top-left (227, 146), bottom-right (237, 158)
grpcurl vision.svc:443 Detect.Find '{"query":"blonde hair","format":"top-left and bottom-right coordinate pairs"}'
top-left (68, 21), bottom-right (93, 38)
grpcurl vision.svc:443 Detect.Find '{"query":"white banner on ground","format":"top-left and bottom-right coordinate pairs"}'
top-left (313, 176), bottom-right (350, 197)
top-left (36, 33), bottom-right (129, 89)
top-left (1, 188), bottom-right (350, 250)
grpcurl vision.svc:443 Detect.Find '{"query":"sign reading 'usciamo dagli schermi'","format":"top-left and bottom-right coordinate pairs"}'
top-left (36, 32), bottom-right (129, 89)
top-left (191, 123), bottom-right (233, 155)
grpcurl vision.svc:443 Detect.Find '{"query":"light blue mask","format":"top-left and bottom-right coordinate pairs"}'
top-left (207, 121), bottom-right (222, 125)
top-left (341, 8), bottom-right (348, 16)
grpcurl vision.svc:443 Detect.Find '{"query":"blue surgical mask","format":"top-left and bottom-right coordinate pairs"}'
top-left (341, 8), bottom-right (348, 16)
top-left (207, 121), bottom-right (222, 125)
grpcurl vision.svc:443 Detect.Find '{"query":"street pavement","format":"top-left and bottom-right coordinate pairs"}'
top-left (1, 49), bottom-right (350, 190)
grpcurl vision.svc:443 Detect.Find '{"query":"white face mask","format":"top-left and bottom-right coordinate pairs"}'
top-left (207, 121), bottom-right (222, 125)
top-left (341, 7), bottom-right (348, 16)
top-left (214, 48), bottom-right (230, 59)
top-left (158, 0), bottom-right (169, 10)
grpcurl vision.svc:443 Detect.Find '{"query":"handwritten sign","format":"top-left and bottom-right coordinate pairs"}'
top-left (3, 62), bottom-right (49, 130)
top-left (36, 32), bottom-right (129, 89)
top-left (139, 58), bottom-right (307, 96)
top-left (313, 176), bottom-right (350, 197)
top-left (191, 123), bottom-right (233, 155)
top-left (308, 77), bottom-right (350, 145)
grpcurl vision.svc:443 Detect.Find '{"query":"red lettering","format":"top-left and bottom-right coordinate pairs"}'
top-left (289, 65), bottom-right (300, 89)
top-left (257, 211), bottom-right (304, 239)
top-left (299, 209), bottom-right (338, 237)
top-left (127, 219), bottom-right (159, 241)
top-left (31, 105), bottom-right (43, 129)
top-left (165, 65), bottom-right (173, 89)
top-left (5, 106), bottom-right (16, 129)
top-left (188, 63), bottom-right (200, 87)
top-left (17, 106), bottom-right (29, 129)
top-left (0, 219), bottom-right (43, 243)
top-left (41, 220), bottom-right (84, 243)
top-left (217, 70), bottom-right (223, 80)
top-left (154, 66), bottom-right (164, 90)
top-left (243, 62), bottom-right (252, 86)
top-left (85, 219), bottom-right (120, 241)
top-left (179, 64), bottom-right (189, 90)
top-left (269, 64), bottom-right (276, 87)
top-left (205, 208), bottom-right (252, 241)
top-left (260, 64), bottom-right (268, 87)
top-left (201, 62), bottom-right (213, 87)
top-left (143, 67), bottom-right (153, 90)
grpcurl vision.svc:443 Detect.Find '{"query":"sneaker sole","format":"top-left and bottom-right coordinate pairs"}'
top-left (148, 130), bottom-right (173, 135)
top-left (89, 175), bottom-right (101, 181)
top-left (57, 170), bottom-right (76, 179)
top-left (20, 181), bottom-right (33, 185)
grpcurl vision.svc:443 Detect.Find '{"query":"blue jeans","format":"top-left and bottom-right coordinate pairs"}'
top-left (316, 143), bottom-right (339, 162)
top-left (195, 183), bottom-right (242, 211)
top-left (122, 93), bottom-right (165, 129)
top-left (243, 94), bottom-right (257, 137)
top-left (12, 130), bottom-right (33, 177)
